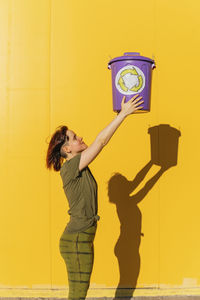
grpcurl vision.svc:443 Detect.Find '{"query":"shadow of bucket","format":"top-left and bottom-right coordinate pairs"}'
top-left (148, 124), bottom-right (181, 167)
top-left (108, 52), bottom-right (156, 113)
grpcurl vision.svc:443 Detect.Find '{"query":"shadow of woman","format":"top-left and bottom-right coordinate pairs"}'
top-left (107, 124), bottom-right (181, 300)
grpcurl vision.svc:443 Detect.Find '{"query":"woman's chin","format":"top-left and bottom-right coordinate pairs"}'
top-left (81, 144), bottom-right (88, 150)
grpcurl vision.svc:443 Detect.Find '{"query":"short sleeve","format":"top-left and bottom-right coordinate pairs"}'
top-left (65, 153), bottom-right (82, 181)
top-left (60, 153), bottom-right (82, 187)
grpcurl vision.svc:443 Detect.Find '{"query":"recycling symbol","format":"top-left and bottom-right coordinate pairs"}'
top-left (115, 65), bottom-right (145, 95)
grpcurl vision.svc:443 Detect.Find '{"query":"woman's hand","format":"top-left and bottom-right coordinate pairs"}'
top-left (120, 94), bottom-right (144, 116)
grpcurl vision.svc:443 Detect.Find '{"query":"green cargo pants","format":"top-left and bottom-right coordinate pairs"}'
top-left (59, 224), bottom-right (97, 300)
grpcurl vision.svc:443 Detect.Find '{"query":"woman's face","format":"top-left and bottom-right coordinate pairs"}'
top-left (65, 129), bottom-right (88, 155)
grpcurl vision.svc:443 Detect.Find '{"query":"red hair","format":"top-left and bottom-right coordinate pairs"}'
top-left (45, 125), bottom-right (68, 171)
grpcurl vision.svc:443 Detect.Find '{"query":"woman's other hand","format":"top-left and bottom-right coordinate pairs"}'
top-left (120, 94), bottom-right (144, 116)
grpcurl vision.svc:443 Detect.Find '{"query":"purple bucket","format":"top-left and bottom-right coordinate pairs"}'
top-left (108, 52), bottom-right (156, 113)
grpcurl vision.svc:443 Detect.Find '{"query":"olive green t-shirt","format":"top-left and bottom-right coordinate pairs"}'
top-left (60, 153), bottom-right (100, 233)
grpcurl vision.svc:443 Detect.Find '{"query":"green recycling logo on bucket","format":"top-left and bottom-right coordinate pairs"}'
top-left (115, 65), bottom-right (145, 95)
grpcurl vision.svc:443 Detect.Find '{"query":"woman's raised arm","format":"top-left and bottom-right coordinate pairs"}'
top-left (79, 94), bottom-right (144, 171)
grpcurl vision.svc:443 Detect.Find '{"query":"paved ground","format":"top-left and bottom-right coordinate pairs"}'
top-left (1, 296), bottom-right (200, 300)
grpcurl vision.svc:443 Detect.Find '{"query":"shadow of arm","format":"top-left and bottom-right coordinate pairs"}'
top-left (130, 168), bottom-right (165, 204)
top-left (127, 160), bottom-right (154, 193)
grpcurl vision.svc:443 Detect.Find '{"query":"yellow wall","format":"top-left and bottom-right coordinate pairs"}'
top-left (1, 0), bottom-right (200, 298)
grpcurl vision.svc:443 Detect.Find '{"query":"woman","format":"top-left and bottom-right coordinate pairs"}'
top-left (46, 94), bottom-right (144, 300)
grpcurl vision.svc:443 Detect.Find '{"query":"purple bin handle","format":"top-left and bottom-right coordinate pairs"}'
top-left (124, 52), bottom-right (140, 56)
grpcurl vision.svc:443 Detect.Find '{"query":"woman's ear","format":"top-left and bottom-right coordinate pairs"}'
top-left (64, 145), bottom-right (71, 154)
